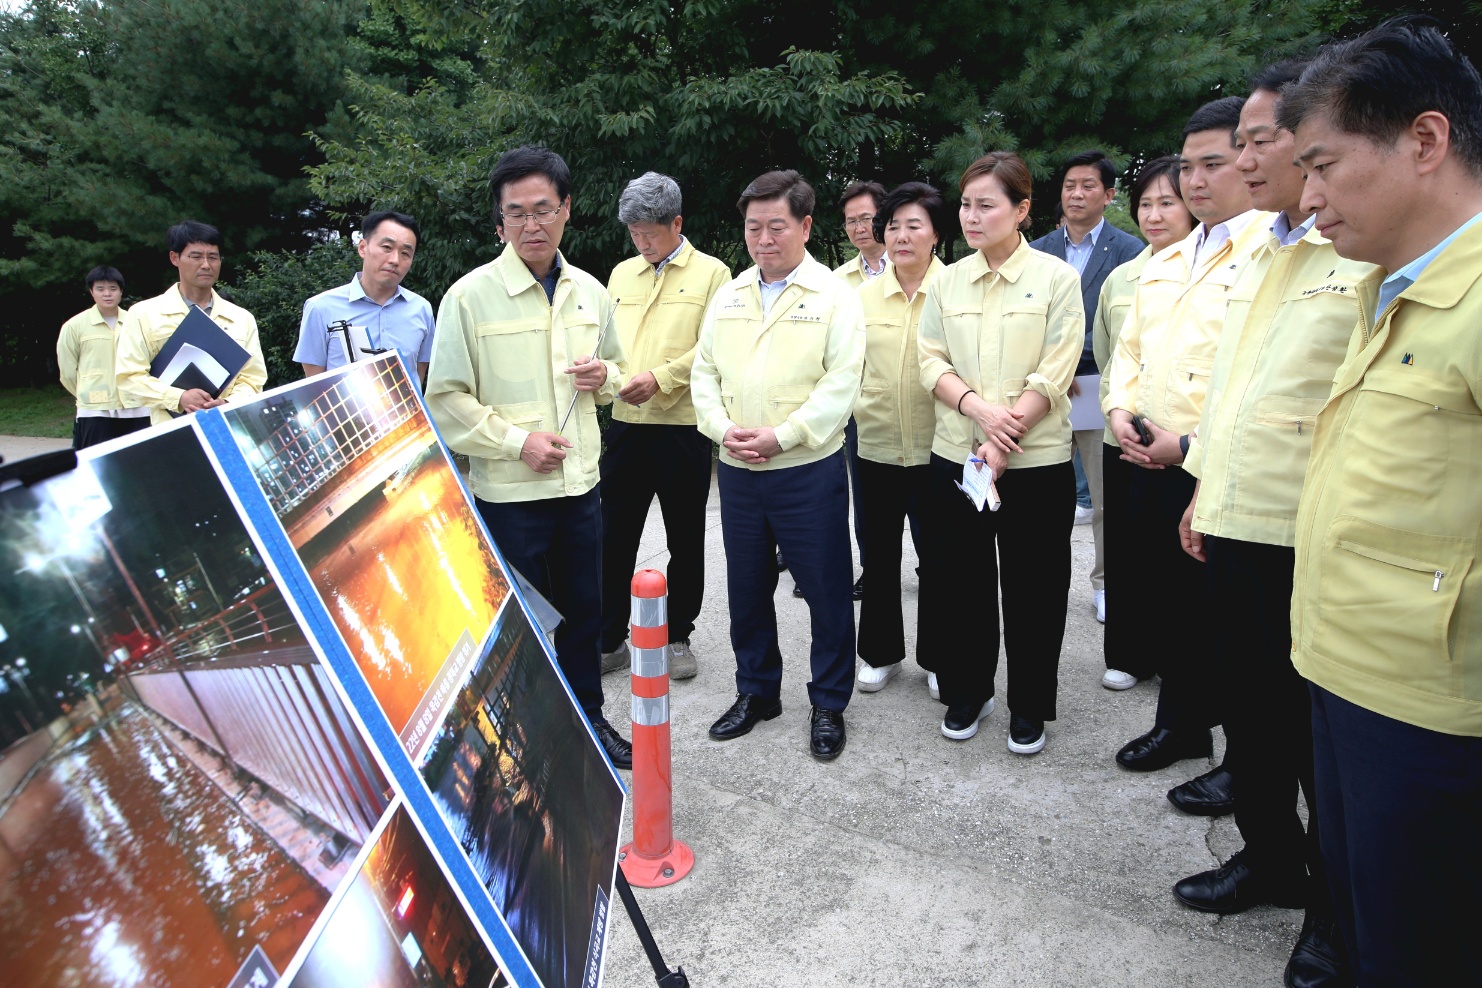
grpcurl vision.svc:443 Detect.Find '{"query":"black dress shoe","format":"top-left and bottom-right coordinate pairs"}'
top-left (809, 706), bottom-right (846, 760)
top-left (851, 575), bottom-right (865, 601)
top-left (776, 550), bottom-right (788, 572)
top-left (1285, 914), bottom-right (1354, 988)
top-left (791, 582), bottom-right (804, 598)
top-left (1173, 848), bottom-right (1307, 915)
top-left (708, 693), bottom-right (782, 740)
top-left (1115, 726), bottom-right (1213, 771)
top-left (591, 718), bottom-right (633, 770)
top-left (1167, 764), bottom-right (1235, 816)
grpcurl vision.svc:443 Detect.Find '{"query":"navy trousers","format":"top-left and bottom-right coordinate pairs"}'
top-left (1310, 684), bottom-right (1482, 986)
top-left (717, 450), bottom-right (854, 712)
top-left (598, 421), bottom-right (712, 650)
top-left (476, 490), bottom-right (605, 719)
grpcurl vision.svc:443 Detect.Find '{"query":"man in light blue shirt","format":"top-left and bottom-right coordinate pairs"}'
top-left (295, 211), bottom-right (436, 385)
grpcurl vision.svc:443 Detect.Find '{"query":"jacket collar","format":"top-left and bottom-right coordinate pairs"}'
top-left (963, 234), bottom-right (1033, 285)
top-left (497, 241), bottom-right (568, 298)
top-left (159, 283), bottom-right (232, 321)
top-left (1391, 217), bottom-right (1482, 312)
top-left (881, 254), bottom-right (944, 300)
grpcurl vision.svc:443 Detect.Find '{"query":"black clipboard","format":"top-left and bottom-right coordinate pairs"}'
top-left (147, 306), bottom-right (251, 399)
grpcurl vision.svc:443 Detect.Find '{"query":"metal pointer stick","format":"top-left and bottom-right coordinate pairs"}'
top-left (558, 300), bottom-right (618, 434)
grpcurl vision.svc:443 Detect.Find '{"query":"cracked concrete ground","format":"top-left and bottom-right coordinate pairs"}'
top-left (598, 467), bottom-right (1301, 987)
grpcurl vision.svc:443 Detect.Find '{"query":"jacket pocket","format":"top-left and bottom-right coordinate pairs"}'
top-left (1315, 517), bottom-right (1472, 693)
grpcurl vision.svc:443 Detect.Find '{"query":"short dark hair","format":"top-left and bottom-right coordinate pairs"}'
top-left (959, 152), bottom-right (1034, 232)
top-left (1183, 96), bottom-right (1247, 145)
top-left (737, 170), bottom-right (815, 221)
top-left (85, 265), bottom-right (124, 290)
top-left (871, 181), bottom-right (954, 246)
top-left (167, 220), bottom-right (222, 254)
top-left (838, 181), bottom-right (886, 213)
top-left (361, 210), bottom-right (421, 246)
top-left (1277, 15), bottom-right (1482, 174)
top-left (1128, 155), bottom-right (1185, 227)
top-left (1061, 150), bottom-right (1116, 190)
top-left (1250, 58), bottom-right (1309, 97)
top-left (489, 145), bottom-right (572, 220)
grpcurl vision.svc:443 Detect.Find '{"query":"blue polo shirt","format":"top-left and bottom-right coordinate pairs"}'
top-left (294, 272), bottom-right (436, 377)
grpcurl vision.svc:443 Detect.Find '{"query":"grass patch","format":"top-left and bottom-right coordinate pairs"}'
top-left (0, 386), bottom-right (77, 438)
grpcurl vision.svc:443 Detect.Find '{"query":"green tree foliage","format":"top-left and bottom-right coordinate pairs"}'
top-left (223, 238), bottom-right (360, 389)
top-left (308, 0), bottom-right (917, 287)
top-left (0, 0), bottom-right (361, 383)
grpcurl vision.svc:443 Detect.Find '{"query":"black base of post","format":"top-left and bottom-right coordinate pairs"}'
top-left (614, 870), bottom-right (689, 987)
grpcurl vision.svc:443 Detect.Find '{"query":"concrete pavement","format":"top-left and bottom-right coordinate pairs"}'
top-left (599, 468), bottom-right (1298, 988)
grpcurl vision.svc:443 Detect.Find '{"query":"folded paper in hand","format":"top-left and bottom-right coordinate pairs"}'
top-left (955, 455), bottom-right (1002, 512)
top-left (147, 306), bottom-right (251, 399)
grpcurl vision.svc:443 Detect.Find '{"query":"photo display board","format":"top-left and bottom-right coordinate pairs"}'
top-left (0, 355), bottom-right (626, 988)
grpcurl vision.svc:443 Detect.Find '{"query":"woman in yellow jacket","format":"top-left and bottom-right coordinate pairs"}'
top-left (1090, 156), bottom-right (1195, 686)
top-left (917, 153), bottom-right (1084, 754)
top-left (852, 182), bottom-right (951, 696)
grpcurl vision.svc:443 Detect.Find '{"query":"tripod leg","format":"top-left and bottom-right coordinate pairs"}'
top-left (614, 870), bottom-right (689, 987)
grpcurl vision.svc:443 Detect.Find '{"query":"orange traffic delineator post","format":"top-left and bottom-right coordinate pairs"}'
top-left (619, 568), bottom-right (695, 888)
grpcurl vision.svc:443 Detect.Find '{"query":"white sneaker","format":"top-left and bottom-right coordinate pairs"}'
top-left (1074, 504), bottom-right (1094, 526)
top-left (856, 661), bottom-right (901, 692)
top-left (601, 642), bottom-right (630, 675)
top-left (1101, 669), bottom-right (1137, 690)
top-left (1094, 588), bottom-right (1106, 624)
top-left (927, 672), bottom-right (940, 700)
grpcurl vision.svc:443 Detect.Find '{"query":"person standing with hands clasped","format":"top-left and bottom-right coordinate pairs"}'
top-left (917, 153), bottom-right (1083, 755)
top-left (425, 145), bottom-right (633, 771)
top-left (691, 169), bottom-right (866, 761)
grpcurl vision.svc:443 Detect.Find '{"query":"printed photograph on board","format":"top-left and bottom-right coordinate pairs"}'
top-left (290, 804), bottom-right (508, 988)
top-left (417, 605), bottom-right (625, 988)
top-left (0, 424), bottom-right (393, 988)
top-left (222, 357), bottom-right (509, 752)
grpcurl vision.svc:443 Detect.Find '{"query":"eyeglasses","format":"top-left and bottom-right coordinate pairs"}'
top-left (500, 206), bottom-right (564, 227)
top-left (844, 215), bottom-right (876, 230)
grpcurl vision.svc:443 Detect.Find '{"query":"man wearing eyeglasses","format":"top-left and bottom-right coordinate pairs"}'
top-left (116, 219), bottom-right (267, 425)
top-left (426, 145), bottom-right (634, 770)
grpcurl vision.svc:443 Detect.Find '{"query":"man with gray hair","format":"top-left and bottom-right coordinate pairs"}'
top-left (600, 172), bottom-right (731, 679)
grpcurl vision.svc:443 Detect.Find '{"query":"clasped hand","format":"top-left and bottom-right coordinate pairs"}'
top-left (723, 426), bottom-right (781, 464)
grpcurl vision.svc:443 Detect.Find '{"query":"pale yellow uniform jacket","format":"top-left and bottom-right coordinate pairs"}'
top-left (691, 252), bottom-right (865, 471)
top-left (115, 285), bottom-right (267, 425)
top-left (607, 240), bottom-right (731, 425)
top-left (1187, 225), bottom-right (1377, 546)
top-left (855, 256), bottom-right (943, 467)
top-left (58, 304), bottom-right (129, 410)
top-left (918, 236), bottom-right (1084, 469)
top-left (1092, 247), bottom-right (1152, 445)
top-left (426, 245), bottom-right (624, 503)
top-left (834, 252), bottom-right (888, 289)
top-left (1104, 213), bottom-right (1273, 436)
top-left (1292, 222), bottom-right (1482, 737)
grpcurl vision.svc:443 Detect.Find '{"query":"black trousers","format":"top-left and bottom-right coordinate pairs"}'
top-left (1121, 464), bottom-right (1218, 732)
top-left (476, 490), bottom-right (605, 719)
top-left (920, 455), bottom-right (1074, 722)
top-left (1311, 685), bottom-right (1482, 986)
top-left (855, 457), bottom-right (932, 670)
top-left (717, 451), bottom-right (855, 712)
top-left (1206, 537), bottom-right (1325, 897)
top-left (1100, 442), bottom-right (1153, 676)
top-left (598, 421), bottom-right (712, 650)
top-left (73, 415), bottom-right (150, 450)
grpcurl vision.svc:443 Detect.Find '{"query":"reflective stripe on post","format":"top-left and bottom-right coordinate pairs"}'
top-left (618, 568), bottom-right (695, 888)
